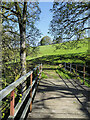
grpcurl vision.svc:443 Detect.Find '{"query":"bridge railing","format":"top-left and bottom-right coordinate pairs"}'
top-left (0, 63), bottom-right (42, 119)
top-left (61, 62), bottom-right (90, 85)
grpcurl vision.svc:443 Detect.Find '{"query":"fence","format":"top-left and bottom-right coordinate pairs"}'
top-left (62, 62), bottom-right (90, 85)
top-left (0, 64), bottom-right (42, 119)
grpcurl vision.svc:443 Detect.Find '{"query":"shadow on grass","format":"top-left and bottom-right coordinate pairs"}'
top-left (27, 52), bottom-right (87, 66)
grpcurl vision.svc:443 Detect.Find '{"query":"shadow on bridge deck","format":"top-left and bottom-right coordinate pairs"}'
top-left (26, 74), bottom-right (90, 119)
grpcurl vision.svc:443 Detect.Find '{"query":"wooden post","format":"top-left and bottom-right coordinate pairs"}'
top-left (39, 66), bottom-right (41, 84)
top-left (76, 64), bottom-right (77, 79)
top-left (65, 62), bottom-right (66, 70)
top-left (41, 64), bottom-right (42, 73)
top-left (70, 63), bottom-right (72, 72)
top-left (36, 67), bottom-right (38, 82)
top-left (39, 66), bottom-right (41, 79)
top-left (83, 65), bottom-right (85, 85)
top-left (30, 73), bottom-right (32, 112)
top-left (10, 90), bottom-right (15, 117)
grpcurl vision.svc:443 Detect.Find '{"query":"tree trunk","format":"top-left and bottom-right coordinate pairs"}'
top-left (19, 23), bottom-right (26, 94)
top-left (15, 2), bottom-right (27, 94)
top-left (20, 24), bottom-right (26, 76)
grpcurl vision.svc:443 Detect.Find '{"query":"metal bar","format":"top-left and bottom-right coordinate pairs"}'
top-left (0, 71), bottom-right (33, 101)
top-left (0, 64), bottom-right (42, 119)
top-left (10, 90), bottom-right (15, 117)
top-left (84, 72), bottom-right (90, 76)
top-left (76, 69), bottom-right (90, 76)
top-left (76, 70), bottom-right (83, 74)
top-left (15, 85), bottom-right (31, 118)
top-left (19, 98), bottom-right (32, 119)
top-left (66, 66), bottom-right (70, 69)
top-left (20, 76), bottom-right (41, 119)
top-left (63, 63), bottom-right (89, 83)
top-left (71, 63), bottom-right (89, 68)
top-left (78, 76), bottom-right (89, 82)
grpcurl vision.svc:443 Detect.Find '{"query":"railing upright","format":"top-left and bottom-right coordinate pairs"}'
top-left (76, 64), bottom-right (77, 79)
top-left (39, 64), bottom-right (42, 83)
top-left (70, 63), bottom-right (72, 72)
top-left (10, 90), bottom-right (15, 117)
top-left (83, 65), bottom-right (85, 85)
top-left (30, 73), bottom-right (32, 112)
top-left (0, 64), bottom-right (42, 119)
top-left (65, 62), bottom-right (66, 70)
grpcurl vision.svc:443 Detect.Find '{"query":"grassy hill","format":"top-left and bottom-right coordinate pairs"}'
top-left (26, 38), bottom-right (89, 64)
top-left (2, 38), bottom-right (89, 88)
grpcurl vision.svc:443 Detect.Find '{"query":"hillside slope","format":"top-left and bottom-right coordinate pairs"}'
top-left (27, 38), bottom-right (88, 64)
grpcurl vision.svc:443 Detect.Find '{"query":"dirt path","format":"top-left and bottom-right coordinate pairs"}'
top-left (27, 70), bottom-right (90, 119)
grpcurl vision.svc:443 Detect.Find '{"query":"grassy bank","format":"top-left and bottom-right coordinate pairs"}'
top-left (2, 38), bottom-right (89, 89)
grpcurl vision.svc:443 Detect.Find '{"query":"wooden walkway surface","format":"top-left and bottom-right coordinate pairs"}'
top-left (27, 73), bottom-right (90, 119)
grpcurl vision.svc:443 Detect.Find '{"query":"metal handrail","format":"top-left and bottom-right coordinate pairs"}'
top-left (0, 63), bottom-right (42, 119)
top-left (63, 62), bottom-right (90, 83)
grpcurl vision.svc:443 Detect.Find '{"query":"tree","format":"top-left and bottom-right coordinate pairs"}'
top-left (49, 2), bottom-right (90, 43)
top-left (1, 2), bottom-right (41, 73)
top-left (1, 2), bottom-right (41, 92)
top-left (40, 36), bottom-right (52, 45)
top-left (53, 36), bottom-right (62, 44)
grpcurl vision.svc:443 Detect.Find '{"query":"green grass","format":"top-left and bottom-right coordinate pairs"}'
top-left (41, 72), bottom-right (48, 79)
top-left (5, 38), bottom-right (89, 65)
top-left (56, 66), bottom-right (90, 87)
top-left (3, 38), bottom-right (89, 88)
top-left (26, 38), bottom-right (88, 62)
top-left (56, 67), bottom-right (75, 79)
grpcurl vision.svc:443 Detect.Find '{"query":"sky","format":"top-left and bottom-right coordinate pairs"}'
top-left (35, 1), bottom-right (89, 43)
top-left (35, 2), bottom-right (53, 41)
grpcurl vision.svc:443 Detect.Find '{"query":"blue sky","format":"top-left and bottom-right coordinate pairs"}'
top-left (36, 2), bottom-right (53, 41)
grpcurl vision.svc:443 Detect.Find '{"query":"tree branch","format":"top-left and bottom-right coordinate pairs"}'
top-left (2, 14), bottom-right (18, 23)
top-left (1, 5), bottom-right (18, 15)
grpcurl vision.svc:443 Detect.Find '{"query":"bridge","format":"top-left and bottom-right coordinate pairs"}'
top-left (0, 63), bottom-right (90, 119)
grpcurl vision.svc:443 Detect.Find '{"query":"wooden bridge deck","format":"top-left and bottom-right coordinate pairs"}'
top-left (27, 74), bottom-right (90, 119)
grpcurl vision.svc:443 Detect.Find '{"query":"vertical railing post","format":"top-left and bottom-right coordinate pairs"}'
top-left (39, 66), bottom-right (41, 79)
top-left (83, 65), bottom-right (85, 85)
top-left (41, 63), bottom-right (42, 73)
top-left (30, 73), bottom-right (32, 112)
top-left (65, 62), bottom-right (66, 70)
top-left (36, 67), bottom-right (38, 82)
top-left (39, 65), bottom-right (42, 84)
top-left (10, 90), bottom-right (15, 117)
top-left (76, 64), bottom-right (77, 79)
top-left (70, 63), bottom-right (72, 73)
